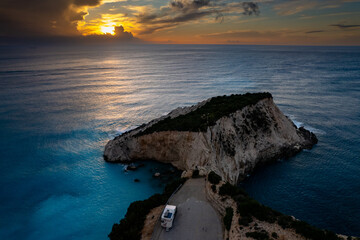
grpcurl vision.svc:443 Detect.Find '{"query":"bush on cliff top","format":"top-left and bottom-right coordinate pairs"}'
top-left (224, 207), bottom-right (234, 231)
top-left (208, 171), bottom-right (222, 185)
top-left (137, 92), bottom-right (272, 136)
top-left (108, 177), bottom-right (187, 240)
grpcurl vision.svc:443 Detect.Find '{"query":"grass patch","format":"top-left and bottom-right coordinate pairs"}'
top-left (108, 177), bottom-right (187, 240)
top-left (137, 92), bottom-right (272, 136)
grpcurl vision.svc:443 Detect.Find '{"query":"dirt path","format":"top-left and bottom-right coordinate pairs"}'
top-left (151, 178), bottom-right (223, 240)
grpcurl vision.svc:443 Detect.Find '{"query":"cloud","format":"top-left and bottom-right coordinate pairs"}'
top-left (330, 24), bottom-right (360, 29)
top-left (242, 2), bottom-right (260, 16)
top-left (134, 0), bottom-right (261, 34)
top-left (114, 25), bottom-right (134, 39)
top-left (0, 0), bottom-right (102, 37)
top-left (305, 30), bottom-right (325, 34)
top-left (273, 0), bottom-right (360, 16)
top-left (274, 1), bottom-right (318, 16)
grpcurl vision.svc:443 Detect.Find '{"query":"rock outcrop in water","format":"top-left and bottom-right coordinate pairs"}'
top-left (104, 93), bottom-right (317, 184)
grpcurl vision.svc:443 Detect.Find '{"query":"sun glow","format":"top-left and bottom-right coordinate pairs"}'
top-left (100, 26), bottom-right (115, 35)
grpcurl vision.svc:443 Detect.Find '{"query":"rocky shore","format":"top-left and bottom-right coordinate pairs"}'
top-left (104, 93), bottom-right (317, 184)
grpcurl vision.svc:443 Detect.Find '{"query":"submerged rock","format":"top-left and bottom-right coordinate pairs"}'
top-left (104, 93), bottom-right (317, 184)
top-left (126, 163), bottom-right (137, 171)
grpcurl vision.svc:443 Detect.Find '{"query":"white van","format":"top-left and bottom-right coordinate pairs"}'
top-left (161, 205), bottom-right (177, 231)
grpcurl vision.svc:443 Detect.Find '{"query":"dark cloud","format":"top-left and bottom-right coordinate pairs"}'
top-left (0, 0), bottom-right (101, 37)
top-left (305, 30), bottom-right (325, 34)
top-left (330, 24), bottom-right (360, 29)
top-left (138, 1), bottom-right (260, 34)
top-left (170, 0), bottom-right (211, 11)
top-left (74, 25), bottom-right (138, 43)
top-left (242, 2), bottom-right (260, 16)
top-left (114, 25), bottom-right (134, 39)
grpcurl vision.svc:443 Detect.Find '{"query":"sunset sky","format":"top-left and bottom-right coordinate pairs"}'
top-left (1, 0), bottom-right (360, 45)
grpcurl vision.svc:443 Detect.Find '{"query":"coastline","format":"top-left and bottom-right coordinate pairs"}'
top-left (104, 93), bottom-right (353, 239)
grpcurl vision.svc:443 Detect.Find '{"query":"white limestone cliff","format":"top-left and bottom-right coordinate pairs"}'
top-left (104, 96), bottom-right (317, 184)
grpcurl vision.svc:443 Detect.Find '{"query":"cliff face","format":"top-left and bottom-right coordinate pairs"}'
top-left (104, 95), bottom-right (317, 184)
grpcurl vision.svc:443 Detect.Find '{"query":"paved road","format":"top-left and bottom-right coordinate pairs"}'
top-left (152, 178), bottom-right (223, 240)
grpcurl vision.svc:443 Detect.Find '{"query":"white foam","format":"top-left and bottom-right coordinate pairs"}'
top-left (108, 125), bottom-right (138, 138)
top-left (288, 115), bottom-right (326, 135)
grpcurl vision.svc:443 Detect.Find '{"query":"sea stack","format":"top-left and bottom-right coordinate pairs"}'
top-left (104, 93), bottom-right (317, 184)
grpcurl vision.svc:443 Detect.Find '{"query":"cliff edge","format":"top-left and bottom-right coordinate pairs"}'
top-left (104, 93), bottom-right (317, 184)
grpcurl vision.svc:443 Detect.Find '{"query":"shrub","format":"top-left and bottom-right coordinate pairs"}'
top-left (208, 171), bottom-right (222, 185)
top-left (219, 182), bottom-right (241, 197)
top-left (211, 184), bottom-right (217, 193)
top-left (237, 197), bottom-right (280, 223)
top-left (245, 231), bottom-right (269, 240)
top-left (271, 232), bottom-right (278, 239)
top-left (238, 216), bottom-right (253, 226)
top-left (192, 169), bottom-right (199, 178)
top-left (277, 215), bottom-right (293, 229)
top-left (163, 177), bottom-right (187, 197)
top-left (224, 207), bottom-right (234, 231)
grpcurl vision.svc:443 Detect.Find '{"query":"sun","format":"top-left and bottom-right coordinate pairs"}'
top-left (100, 26), bottom-right (115, 35)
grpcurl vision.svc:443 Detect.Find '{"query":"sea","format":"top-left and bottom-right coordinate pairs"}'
top-left (0, 44), bottom-right (359, 239)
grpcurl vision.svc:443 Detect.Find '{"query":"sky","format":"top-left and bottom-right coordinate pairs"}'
top-left (0, 0), bottom-right (360, 45)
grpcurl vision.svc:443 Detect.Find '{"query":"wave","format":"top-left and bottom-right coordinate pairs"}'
top-left (108, 125), bottom-right (138, 139)
top-left (288, 115), bottom-right (326, 135)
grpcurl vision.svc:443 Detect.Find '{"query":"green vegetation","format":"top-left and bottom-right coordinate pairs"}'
top-left (271, 232), bottom-right (278, 239)
top-left (246, 230), bottom-right (270, 240)
top-left (238, 216), bottom-right (253, 226)
top-left (218, 182), bottom-right (343, 240)
top-left (137, 92), bottom-right (272, 136)
top-left (289, 220), bottom-right (340, 240)
top-left (208, 171), bottom-right (222, 185)
top-left (224, 207), bottom-right (234, 231)
top-left (237, 197), bottom-right (281, 223)
top-left (219, 182), bottom-right (247, 197)
top-left (211, 184), bottom-right (217, 193)
top-left (108, 177), bottom-right (187, 240)
top-left (192, 169), bottom-right (200, 178)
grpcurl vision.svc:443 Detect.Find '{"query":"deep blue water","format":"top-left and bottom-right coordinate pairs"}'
top-left (0, 44), bottom-right (359, 239)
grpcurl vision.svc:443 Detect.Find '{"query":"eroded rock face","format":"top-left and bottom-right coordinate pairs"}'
top-left (104, 97), bottom-right (317, 184)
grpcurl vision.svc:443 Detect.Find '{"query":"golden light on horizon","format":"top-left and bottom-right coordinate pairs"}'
top-left (100, 26), bottom-right (115, 35)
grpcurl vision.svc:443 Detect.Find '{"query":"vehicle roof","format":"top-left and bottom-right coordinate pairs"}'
top-left (165, 205), bottom-right (176, 210)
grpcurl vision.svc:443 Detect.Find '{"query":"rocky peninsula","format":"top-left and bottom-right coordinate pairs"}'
top-left (104, 92), bottom-right (317, 184)
top-left (106, 93), bottom-right (356, 240)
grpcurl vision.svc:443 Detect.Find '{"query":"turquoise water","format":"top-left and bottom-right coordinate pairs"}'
top-left (0, 44), bottom-right (359, 239)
